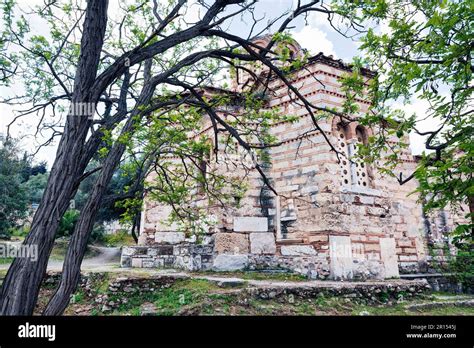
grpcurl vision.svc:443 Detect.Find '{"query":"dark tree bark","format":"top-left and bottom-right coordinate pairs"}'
top-left (43, 80), bottom-right (156, 315)
top-left (0, 0), bottom-right (109, 315)
top-left (131, 206), bottom-right (142, 244)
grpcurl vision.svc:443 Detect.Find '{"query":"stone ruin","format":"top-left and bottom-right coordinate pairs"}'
top-left (121, 37), bottom-right (467, 280)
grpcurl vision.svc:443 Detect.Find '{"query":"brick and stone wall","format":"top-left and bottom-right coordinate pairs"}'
top-left (122, 39), bottom-right (465, 280)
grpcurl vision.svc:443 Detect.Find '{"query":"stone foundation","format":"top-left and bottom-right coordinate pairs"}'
top-left (121, 244), bottom-right (214, 271)
top-left (122, 241), bottom-right (393, 280)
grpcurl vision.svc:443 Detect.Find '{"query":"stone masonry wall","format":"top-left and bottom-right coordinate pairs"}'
top-left (123, 47), bottom-right (464, 280)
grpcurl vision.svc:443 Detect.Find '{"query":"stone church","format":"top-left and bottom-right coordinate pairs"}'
top-left (121, 37), bottom-right (463, 280)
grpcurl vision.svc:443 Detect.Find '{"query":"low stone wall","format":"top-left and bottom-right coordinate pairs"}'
top-left (248, 255), bottom-right (330, 279)
top-left (246, 279), bottom-right (431, 304)
top-left (401, 273), bottom-right (473, 294)
top-left (41, 272), bottom-right (431, 312)
top-left (122, 244), bottom-right (388, 281)
top-left (39, 272), bottom-right (187, 313)
top-left (121, 244), bottom-right (214, 271)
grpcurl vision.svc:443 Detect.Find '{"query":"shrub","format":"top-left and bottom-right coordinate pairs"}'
top-left (57, 209), bottom-right (80, 238)
top-left (102, 229), bottom-right (134, 247)
top-left (448, 245), bottom-right (474, 291)
top-left (10, 226), bottom-right (29, 238)
top-left (89, 224), bottom-right (105, 244)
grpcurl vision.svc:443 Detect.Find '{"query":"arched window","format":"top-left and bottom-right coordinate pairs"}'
top-left (354, 126), bottom-right (371, 188)
top-left (336, 123), bottom-right (352, 187)
top-left (335, 122), bottom-right (372, 189)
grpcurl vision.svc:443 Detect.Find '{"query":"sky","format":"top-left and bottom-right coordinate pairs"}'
top-left (0, 0), bottom-right (432, 168)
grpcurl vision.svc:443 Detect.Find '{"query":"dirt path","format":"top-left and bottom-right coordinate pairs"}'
top-left (0, 246), bottom-right (121, 272)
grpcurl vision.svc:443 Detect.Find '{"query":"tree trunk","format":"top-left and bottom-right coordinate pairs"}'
top-left (43, 84), bottom-right (155, 315)
top-left (0, 0), bottom-right (109, 315)
top-left (469, 195), bottom-right (474, 233)
top-left (131, 208), bottom-right (141, 244)
top-left (43, 139), bottom-right (127, 315)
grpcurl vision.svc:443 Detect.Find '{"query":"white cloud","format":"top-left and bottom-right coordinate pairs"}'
top-left (292, 25), bottom-right (336, 57)
top-left (305, 10), bottom-right (335, 31)
top-left (392, 99), bottom-right (441, 156)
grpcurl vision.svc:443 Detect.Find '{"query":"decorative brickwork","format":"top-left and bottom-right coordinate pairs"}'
top-left (122, 38), bottom-right (466, 280)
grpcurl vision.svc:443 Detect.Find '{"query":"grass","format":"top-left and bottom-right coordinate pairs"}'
top-left (0, 257), bottom-right (14, 264)
top-left (50, 239), bottom-right (100, 261)
top-left (63, 275), bottom-right (474, 316)
top-left (100, 231), bottom-right (135, 247)
top-left (0, 269), bottom-right (7, 285)
top-left (108, 279), bottom-right (222, 315)
top-left (195, 270), bottom-right (308, 282)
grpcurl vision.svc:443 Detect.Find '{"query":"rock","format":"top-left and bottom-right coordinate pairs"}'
top-left (121, 246), bottom-right (136, 256)
top-left (233, 217), bottom-right (268, 232)
top-left (137, 233), bottom-right (148, 245)
top-left (214, 233), bottom-right (249, 254)
top-left (249, 233), bottom-right (276, 254)
top-left (379, 237), bottom-right (399, 278)
top-left (329, 235), bottom-right (354, 280)
top-left (280, 245), bottom-right (317, 256)
top-left (212, 254), bottom-right (249, 271)
top-left (206, 277), bottom-right (245, 288)
top-left (308, 270), bottom-right (318, 279)
top-left (140, 302), bottom-right (158, 316)
top-left (131, 258), bottom-right (143, 268)
top-left (123, 286), bottom-right (134, 293)
top-left (154, 232), bottom-right (186, 244)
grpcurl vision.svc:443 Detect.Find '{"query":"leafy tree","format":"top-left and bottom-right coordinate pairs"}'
top-left (1, 0), bottom-right (348, 315)
top-left (22, 172), bottom-right (48, 205)
top-left (56, 209), bottom-right (80, 239)
top-left (74, 162), bottom-right (131, 224)
top-left (26, 161), bottom-right (47, 179)
top-left (0, 139), bottom-right (29, 239)
top-left (333, 0), bottom-right (473, 245)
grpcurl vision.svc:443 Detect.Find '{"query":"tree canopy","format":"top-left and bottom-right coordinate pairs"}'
top-left (333, 0), bottom-right (473, 245)
top-left (0, 139), bottom-right (29, 238)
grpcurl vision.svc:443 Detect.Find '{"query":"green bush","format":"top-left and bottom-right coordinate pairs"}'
top-left (57, 209), bottom-right (80, 238)
top-left (448, 245), bottom-right (474, 290)
top-left (0, 229), bottom-right (11, 240)
top-left (10, 226), bottom-right (29, 238)
top-left (102, 229), bottom-right (134, 247)
top-left (89, 224), bottom-right (105, 244)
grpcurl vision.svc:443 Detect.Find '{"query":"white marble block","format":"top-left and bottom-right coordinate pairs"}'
top-left (380, 237), bottom-right (400, 278)
top-left (329, 235), bottom-right (353, 280)
top-left (250, 233), bottom-right (276, 254)
top-left (154, 231), bottom-right (186, 244)
top-left (233, 217), bottom-right (268, 232)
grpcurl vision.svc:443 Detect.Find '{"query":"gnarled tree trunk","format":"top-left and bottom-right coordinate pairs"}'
top-left (43, 82), bottom-right (156, 315)
top-left (0, 0), bottom-right (109, 315)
